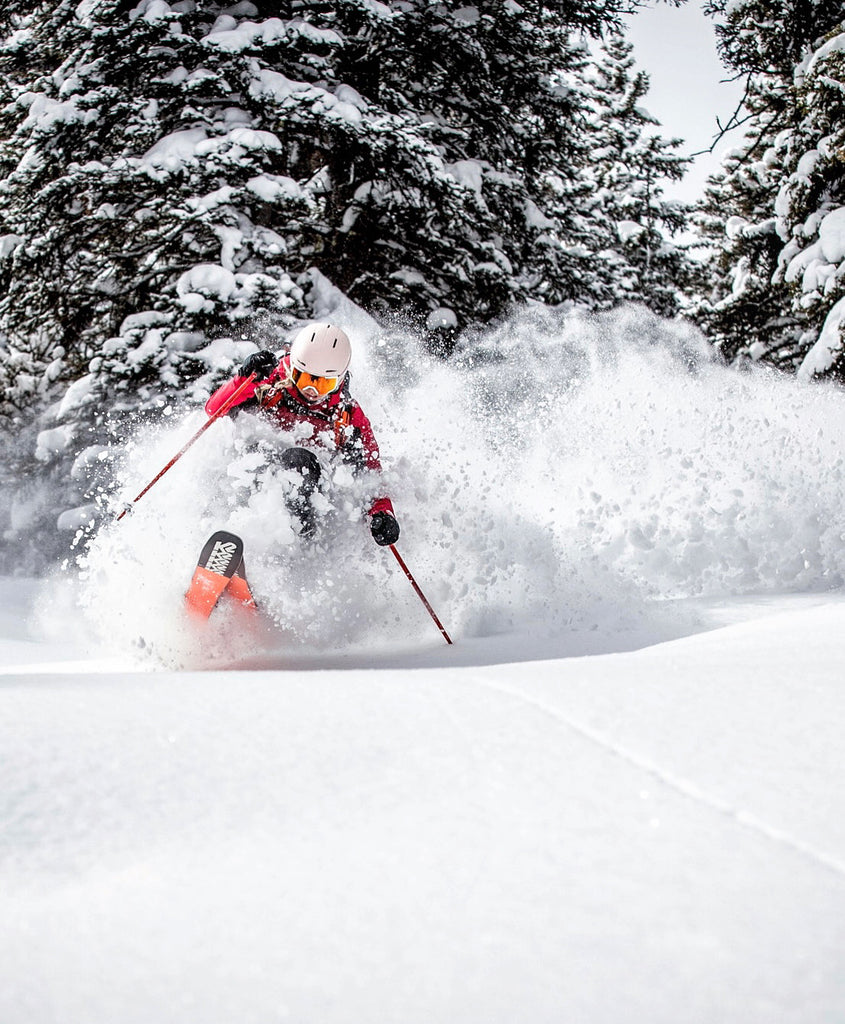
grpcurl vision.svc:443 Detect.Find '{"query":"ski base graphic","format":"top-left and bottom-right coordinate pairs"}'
top-left (185, 531), bottom-right (256, 620)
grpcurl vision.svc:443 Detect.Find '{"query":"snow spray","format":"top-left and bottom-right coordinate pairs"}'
top-left (43, 304), bottom-right (845, 666)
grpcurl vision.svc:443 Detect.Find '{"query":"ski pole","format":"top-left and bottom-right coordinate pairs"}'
top-left (389, 544), bottom-right (453, 645)
top-left (116, 372), bottom-right (257, 521)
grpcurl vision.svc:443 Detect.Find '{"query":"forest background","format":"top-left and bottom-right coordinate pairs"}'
top-left (1, 0), bottom-right (844, 572)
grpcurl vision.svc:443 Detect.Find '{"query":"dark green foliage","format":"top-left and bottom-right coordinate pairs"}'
top-left (0, 0), bottom-right (694, 568)
top-left (691, 0), bottom-right (845, 376)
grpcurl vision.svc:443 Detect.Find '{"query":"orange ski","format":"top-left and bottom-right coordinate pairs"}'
top-left (185, 531), bottom-right (244, 620)
top-left (228, 563), bottom-right (258, 611)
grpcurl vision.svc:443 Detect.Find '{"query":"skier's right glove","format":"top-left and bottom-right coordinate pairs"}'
top-left (240, 350), bottom-right (277, 380)
top-left (370, 511), bottom-right (400, 547)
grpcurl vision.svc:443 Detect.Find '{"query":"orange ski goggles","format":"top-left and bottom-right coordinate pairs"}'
top-left (291, 367), bottom-right (340, 397)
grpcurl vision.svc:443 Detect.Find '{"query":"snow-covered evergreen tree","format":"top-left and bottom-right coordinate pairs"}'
top-left (466, 27), bottom-right (694, 320)
top-left (690, 81), bottom-right (798, 367)
top-left (320, 0), bottom-right (644, 329)
top-left (557, 31), bottom-right (690, 316)
top-left (0, 1), bottom-right (316, 565)
top-left (772, 21), bottom-right (845, 378)
top-left (0, 0), bottom-right (687, 568)
top-left (0, 0), bottom-right (507, 565)
top-left (691, 0), bottom-right (845, 375)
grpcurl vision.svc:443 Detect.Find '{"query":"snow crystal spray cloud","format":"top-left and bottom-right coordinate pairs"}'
top-left (46, 304), bottom-right (845, 666)
top-left (367, 303), bottom-right (844, 650)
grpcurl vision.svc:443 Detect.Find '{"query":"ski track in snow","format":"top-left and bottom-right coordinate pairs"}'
top-left (3, 590), bottom-right (845, 1024)
top-left (472, 674), bottom-right (845, 881)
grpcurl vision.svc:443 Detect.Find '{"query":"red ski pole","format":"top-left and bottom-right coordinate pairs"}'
top-left (389, 544), bottom-right (453, 645)
top-left (116, 372), bottom-right (257, 521)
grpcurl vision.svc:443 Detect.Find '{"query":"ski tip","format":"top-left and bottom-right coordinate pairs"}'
top-left (196, 531), bottom-right (244, 579)
top-left (185, 531), bottom-right (250, 621)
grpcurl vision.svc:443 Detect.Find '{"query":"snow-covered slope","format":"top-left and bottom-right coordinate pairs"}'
top-left (2, 581), bottom-right (845, 1024)
top-left (2, 306), bottom-right (845, 1022)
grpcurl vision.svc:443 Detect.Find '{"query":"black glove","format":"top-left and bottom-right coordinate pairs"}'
top-left (370, 511), bottom-right (400, 547)
top-left (240, 350), bottom-right (277, 380)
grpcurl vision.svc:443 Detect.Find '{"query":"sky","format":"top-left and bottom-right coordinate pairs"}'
top-left (626, 1), bottom-right (747, 203)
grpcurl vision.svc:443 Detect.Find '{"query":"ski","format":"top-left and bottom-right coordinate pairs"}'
top-left (229, 559), bottom-right (258, 612)
top-left (185, 531), bottom-right (245, 620)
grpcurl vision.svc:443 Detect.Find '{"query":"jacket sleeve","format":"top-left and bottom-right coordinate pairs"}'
top-left (204, 375), bottom-right (259, 417)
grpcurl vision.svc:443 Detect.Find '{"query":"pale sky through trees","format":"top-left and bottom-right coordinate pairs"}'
top-left (626, 1), bottom-right (746, 203)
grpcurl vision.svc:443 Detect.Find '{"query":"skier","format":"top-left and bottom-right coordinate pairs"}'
top-left (205, 321), bottom-right (400, 546)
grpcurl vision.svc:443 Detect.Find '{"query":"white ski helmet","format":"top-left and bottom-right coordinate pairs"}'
top-left (289, 322), bottom-right (352, 403)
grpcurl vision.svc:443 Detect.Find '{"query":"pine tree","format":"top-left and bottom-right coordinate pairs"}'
top-left (0, 0), bottom-right (671, 569)
top-left (771, 21), bottom-right (845, 378)
top-left (0, 1), bottom-right (320, 567)
top-left (317, 0), bottom-right (635, 330)
top-left (690, 0), bottom-right (845, 374)
top-left (565, 31), bottom-right (691, 316)
top-left (0, 1), bottom-right (320, 407)
top-left (521, 31), bottom-right (691, 316)
top-left (689, 75), bottom-right (800, 367)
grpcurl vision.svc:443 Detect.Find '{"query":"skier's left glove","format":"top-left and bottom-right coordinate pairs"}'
top-left (240, 349), bottom-right (277, 380)
top-left (370, 511), bottom-right (400, 547)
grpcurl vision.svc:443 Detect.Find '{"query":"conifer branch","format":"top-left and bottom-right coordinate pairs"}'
top-left (690, 74), bottom-right (752, 157)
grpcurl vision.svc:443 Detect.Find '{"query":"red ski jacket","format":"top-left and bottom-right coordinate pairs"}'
top-left (205, 354), bottom-right (394, 517)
